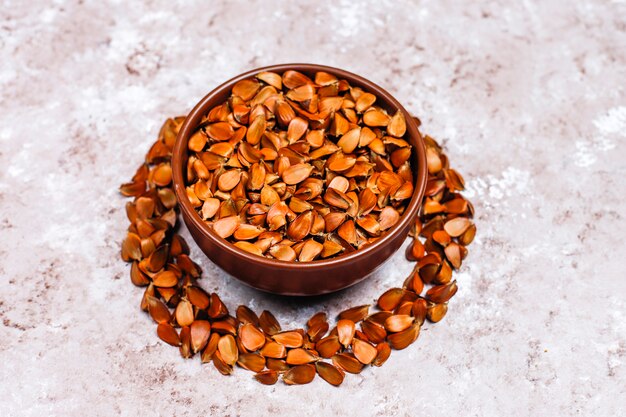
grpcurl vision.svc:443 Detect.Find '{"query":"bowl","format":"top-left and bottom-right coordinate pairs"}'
top-left (172, 63), bottom-right (427, 296)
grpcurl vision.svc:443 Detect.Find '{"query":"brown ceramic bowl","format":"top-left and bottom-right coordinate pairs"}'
top-left (172, 63), bottom-right (427, 296)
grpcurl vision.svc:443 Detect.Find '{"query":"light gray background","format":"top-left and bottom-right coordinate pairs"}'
top-left (0, 1), bottom-right (624, 416)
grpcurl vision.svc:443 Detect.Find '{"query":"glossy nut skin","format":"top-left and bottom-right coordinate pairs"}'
top-left (172, 63), bottom-right (427, 296)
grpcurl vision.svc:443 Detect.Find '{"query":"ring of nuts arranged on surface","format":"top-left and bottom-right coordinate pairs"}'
top-left (120, 83), bottom-right (475, 386)
top-left (184, 70), bottom-right (416, 261)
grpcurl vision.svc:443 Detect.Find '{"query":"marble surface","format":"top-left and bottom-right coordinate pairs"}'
top-left (1, 1), bottom-right (625, 416)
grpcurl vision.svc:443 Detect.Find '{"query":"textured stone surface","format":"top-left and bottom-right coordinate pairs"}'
top-left (0, 1), bottom-right (625, 416)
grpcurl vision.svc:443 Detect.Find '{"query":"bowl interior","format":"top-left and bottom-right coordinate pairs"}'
top-left (172, 63), bottom-right (427, 271)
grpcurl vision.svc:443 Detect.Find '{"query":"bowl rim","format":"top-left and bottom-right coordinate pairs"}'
top-left (172, 63), bottom-right (428, 271)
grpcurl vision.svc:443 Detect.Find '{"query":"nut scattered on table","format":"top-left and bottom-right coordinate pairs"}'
top-left (119, 70), bottom-right (476, 386)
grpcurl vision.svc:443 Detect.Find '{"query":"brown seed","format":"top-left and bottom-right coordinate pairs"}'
top-left (186, 286), bottom-right (210, 309)
top-left (233, 224), bottom-right (264, 241)
top-left (175, 299), bottom-right (194, 327)
top-left (153, 270), bottom-right (178, 287)
top-left (201, 332), bottom-right (220, 363)
top-left (352, 338), bottom-right (378, 364)
top-left (384, 314), bottom-right (414, 333)
top-left (208, 293), bottom-right (229, 319)
top-left (282, 163), bottom-right (313, 185)
top-left (152, 163), bottom-right (173, 186)
top-left (287, 210), bottom-right (314, 241)
top-left (307, 320), bottom-right (330, 342)
top-left (217, 170), bottom-right (240, 191)
top-left (213, 350), bottom-right (234, 375)
top-left (286, 348), bottom-right (319, 365)
top-left (236, 305), bottom-right (260, 326)
top-left (121, 233), bottom-right (142, 261)
top-left (189, 320), bottom-right (211, 353)
top-left (337, 319), bottom-right (356, 347)
top-left (269, 244), bottom-right (297, 261)
top-left (378, 206), bottom-right (400, 230)
top-left (315, 361), bottom-right (344, 386)
top-left (259, 310), bottom-right (281, 335)
top-left (321, 239), bottom-right (344, 258)
top-left (298, 239), bottom-right (323, 262)
top-left (387, 323), bottom-right (420, 350)
top-left (272, 331), bottom-right (303, 348)
top-left (372, 342), bottom-right (391, 367)
top-left (233, 241), bottom-right (263, 256)
top-left (240, 323), bottom-right (266, 351)
top-left (218, 334), bottom-right (239, 365)
top-left (443, 217), bottom-right (471, 237)
top-left (361, 320), bottom-right (387, 344)
top-left (147, 296), bottom-right (171, 324)
top-left (232, 78), bottom-right (260, 101)
top-left (332, 353), bottom-right (363, 374)
top-left (206, 122), bottom-right (235, 141)
top-left (338, 127), bottom-right (361, 153)
top-left (387, 111), bottom-right (407, 137)
top-left (363, 109), bottom-right (390, 127)
top-left (337, 304), bottom-right (370, 322)
top-left (458, 223), bottom-right (476, 246)
top-left (237, 352), bottom-right (266, 373)
top-left (355, 92), bottom-right (376, 112)
top-left (254, 370), bottom-right (279, 385)
top-left (212, 216), bottom-right (240, 238)
top-left (157, 323), bottom-right (181, 346)
top-left (179, 327), bottom-right (192, 359)
top-left (260, 341), bottom-right (287, 359)
top-left (257, 71), bottom-right (282, 89)
top-left (283, 364), bottom-right (316, 385)
top-left (377, 288), bottom-right (407, 311)
top-left (316, 335), bottom-right (341, 358)
top-left (246, 116), bottom-right (266, 145)
top-left (287, 117), bottom-right (308, 143)
top-left (427, 302), bottom-right (448, 323)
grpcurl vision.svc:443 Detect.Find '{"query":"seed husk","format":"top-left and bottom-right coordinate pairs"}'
top-left (286, 348), bottom-right (319, 365)
top-left (384, 314), bottom-right (414, 333)
top-left (272, 331), bottom-right (304, 348)
top-left (427, 302), bottom-right (448, 323)
top-left (387, 323), bottom-right (420, 350)
top-left (316, 335), bottom-right (342, 358)
top-left (443, 217), bottom-right (471, 237)
top-left (352, 338), bottom-right (378, 365)
top-left (332, 353), bottom-right (363, 374)
top-left (283, 364), bottom-right (316, 385)
top-left (259, 310), bottom-right (281, 335)
top-left (147, 296), bottom-right (171, 324)
top-left (282, 163), bottom-right (313, 185)
top-left (190, 320), bottom-right (211, 353)
top-left (337, 319), bottom-right (356, 347)
top-left (186, 286), bottom-right (210, 309)
top-left (153, 270), bottom-right (178, 287)
top-left (218, 334), bottom-right (239, 365)
top-left (316, 361), bottom-right (345, 386)
top-left (157, 323), bottom-right (181, 346)
top-left (240, 323), bottom-right (266, 351)
top-left (372, 342), bottom-right (391, 367)
top-left (260, 341), bottom-right (287, 359)
top-left (337, 304), bottom-right (370, 322)
top-left (236, 305), bottom-right (260, 326)
top-left (298, 239), bottom-right (323, 262)
top-left (377, 288), bottom-right (407, 311)
top-left (175, 299), bottom-right (194, 327)
top-left (254, 370), bottom-right (279, 385)
top-left (213, 350), bottom-right (234, 375)
top-left (237, 352), bottom-right (266, 373)
top-left (201, 332), bottom-right (220, 363)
